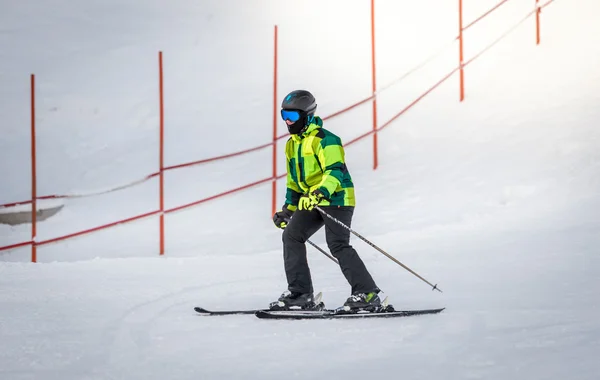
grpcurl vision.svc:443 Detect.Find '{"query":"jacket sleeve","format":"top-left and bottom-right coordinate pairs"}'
top-left (285, 175), bottom-right (302, 209)
top-left (284, 139), bottom-right (302, 209)
top-left (315, 135), bottom-right (347, 199)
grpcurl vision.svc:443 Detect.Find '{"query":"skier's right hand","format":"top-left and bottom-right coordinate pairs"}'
top-left (272, 204), bottom-right (296, 229)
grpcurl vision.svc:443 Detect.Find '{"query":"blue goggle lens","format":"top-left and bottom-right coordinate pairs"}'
top-left (281, 109), bottom-right (301, 122)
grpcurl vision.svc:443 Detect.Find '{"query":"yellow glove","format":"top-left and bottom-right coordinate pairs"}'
top-left (298, 190), bottom-right (325, 211)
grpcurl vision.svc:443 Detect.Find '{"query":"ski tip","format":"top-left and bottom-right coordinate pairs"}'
top-left (194, 307), bottom-right (210, 314)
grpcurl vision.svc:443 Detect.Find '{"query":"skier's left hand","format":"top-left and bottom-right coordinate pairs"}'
top-left (298, 189), bottom-right (325, 211)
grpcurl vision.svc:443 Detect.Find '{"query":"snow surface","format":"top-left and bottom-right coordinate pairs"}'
top-left (1, 0), bottom-right (600, 379)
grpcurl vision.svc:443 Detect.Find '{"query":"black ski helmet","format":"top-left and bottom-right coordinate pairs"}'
top-left (281, 90), bottom-right (317, 135)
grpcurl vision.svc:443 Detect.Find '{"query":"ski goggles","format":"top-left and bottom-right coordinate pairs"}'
top-left (280, 109), bottom-right (302, 122)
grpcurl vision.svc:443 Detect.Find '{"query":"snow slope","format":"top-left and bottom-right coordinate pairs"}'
top-left (1, 0), bottom-right (600, 379)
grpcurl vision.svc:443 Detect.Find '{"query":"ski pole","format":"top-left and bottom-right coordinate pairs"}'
top-left (314, 206), bottom-right (442, 293)
top-left (284, 217), bottom-right (338, 264)
top-left (306, 239), bottom-right (338, 264)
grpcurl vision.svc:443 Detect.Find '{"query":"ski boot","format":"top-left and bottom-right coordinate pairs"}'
top-left (269, 290), bottom-right (324, 311)
top-left (339, 291), bottom-right (385, 313)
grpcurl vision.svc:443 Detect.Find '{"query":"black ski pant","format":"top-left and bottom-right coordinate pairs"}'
top-left (282, 206), bottom-right (378, 295)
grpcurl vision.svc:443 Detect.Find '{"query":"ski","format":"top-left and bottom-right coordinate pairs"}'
top-left (254, 307), bottom-right (445, 320)
top-left (194, 292), bottom-right (444, 319)
top-left (194, 292), bottom-right (324, 316)
top-left (194, 307), bottom-right (267, 316)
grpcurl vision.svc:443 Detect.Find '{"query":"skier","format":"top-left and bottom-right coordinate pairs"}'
top-left (271, 89), bottom-right (382, 311)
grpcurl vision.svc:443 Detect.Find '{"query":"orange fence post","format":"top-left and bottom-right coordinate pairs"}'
top-left (458, 0), bottom-right (465, 102)
top-left (30, 74), bottom-right (37, 263)
top-left (158, 51), bottom-right (165, 255)
top-left (535, 0), bottom-right (541, 45)
top-left (370, 0), bottom-right (379, 170)
top-left (272, 25), bottom-right (279, 216)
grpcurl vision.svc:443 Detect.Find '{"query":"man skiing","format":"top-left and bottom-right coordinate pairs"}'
top-left (271, 89), bottom-right (381, 311)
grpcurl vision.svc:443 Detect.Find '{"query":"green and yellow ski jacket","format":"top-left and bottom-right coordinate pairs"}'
top-left (284, 116), bottom-right (355, 208)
